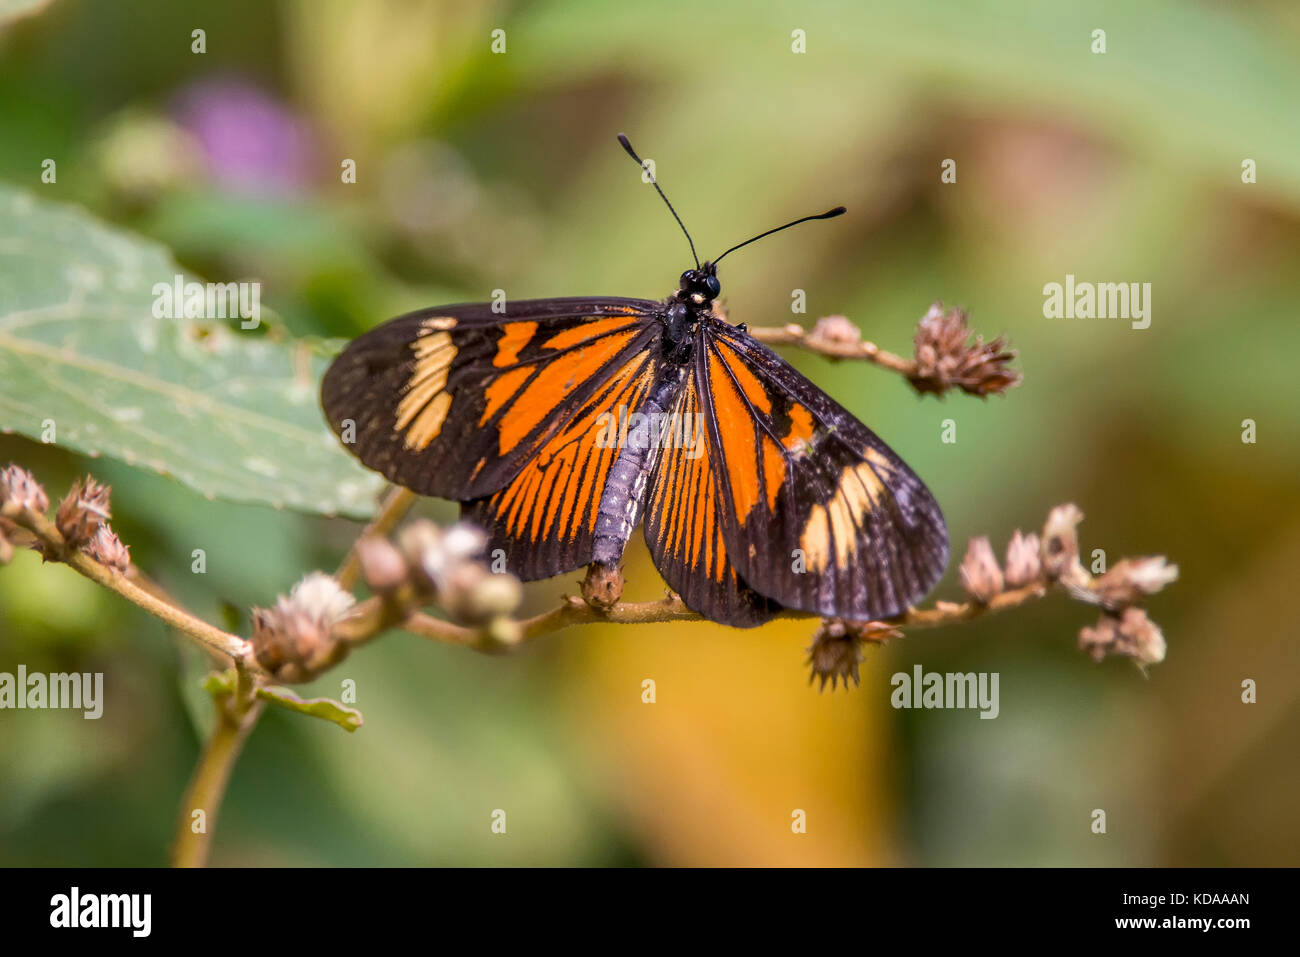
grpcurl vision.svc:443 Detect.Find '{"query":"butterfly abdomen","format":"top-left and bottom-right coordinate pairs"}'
top-left (590, 365), bottom-right (687, 568)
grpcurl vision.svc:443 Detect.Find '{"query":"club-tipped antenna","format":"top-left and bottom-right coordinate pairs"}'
top-left (712, 206), bottom-right (847, 266)
top-left (618, 133), bottom-right (699, 269)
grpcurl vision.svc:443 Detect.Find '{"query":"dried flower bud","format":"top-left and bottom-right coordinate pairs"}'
top-left (1003, 530), bottom-right (1042, 588)
top-left (398, 519), bottom-right (445, 590)
top-left (441, 522), bottom-right (488, 563)
top-left (436, 562), bottom-right (524, 626)
top-left (909, 303), bottom-right (1021, 397)
top-left (852, 620), bottom-right (903, 644)
top-left (56, 476), bottom-right (112, 548)
top-left (811, 314), bottom-right (861, 346)
top-left (959, 536), bottom-right (1004, 603)
top-left (290, 571), bottom-right (356, 624)
top-left (582, 562), bottom-right (624, 609)
top-left (85, 524), bottom-right (131, 573)
top-left (356, 536), bottom-right (408, 593)
top-left (1090, 556), bottom-right (1179, 610)
top-left (1078, 607), bottom-right (1166, 669)
top-left (251, 572), bottom-right (356, 682)
top-left (0, 464), bottom-right (50, 516)
top-left (460, 573), bottom-right (524, 622)
top-left (807, 620), bottom-right (865, 691)
top-left (1041, 503), bottom-right (1088, 585)
top-left (482, 615), bottom-right (523, 650)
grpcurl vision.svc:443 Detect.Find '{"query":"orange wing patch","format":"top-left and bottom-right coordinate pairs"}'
top-left (707, 346), bottom-right (789, 523)
top-left (782, 403), bottom-right (815, 453)
top-left (493, 321), bottom-right (537, 367)
top-left (480, 366), bottom-right (533, 426)
top-left (495, 328), bottom-right (640, 455)
top-left (541, 315), bottom-right (640, 351)
top-left (648, 380), bottom-right (731, 582)
top-left (486, 355), bottom-right (653, 543)
top-left (716, 341), bottom-right (772, 414)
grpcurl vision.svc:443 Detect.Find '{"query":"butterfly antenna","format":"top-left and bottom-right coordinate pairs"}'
top-left (712, 206), bottom-right (847, 266)
top-left (618, 133), bottom-right (699, 269)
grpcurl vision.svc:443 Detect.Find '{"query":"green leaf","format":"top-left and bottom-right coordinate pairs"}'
top-left (0, 186), bottom-right (383, 517)
top-left (256, 685), bottom-right (364, 732)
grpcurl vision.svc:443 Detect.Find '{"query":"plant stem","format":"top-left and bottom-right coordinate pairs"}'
top-left (9, 507), bottom-right (260, 671)
top-left (171, 692), bottom-right (264, 868)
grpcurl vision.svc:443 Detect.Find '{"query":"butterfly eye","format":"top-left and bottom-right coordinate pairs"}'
top-left (680, 270), bottom-right (695, 288)
top-left (704, 275), bottom-right (721, 298)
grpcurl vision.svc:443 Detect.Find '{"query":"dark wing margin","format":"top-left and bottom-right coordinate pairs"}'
top-left (642, 371), bottom-right (782, 627)
top-left (693, 319), bottom-right (949, 621)
top-left (320, 297), bottom-right (661, 502)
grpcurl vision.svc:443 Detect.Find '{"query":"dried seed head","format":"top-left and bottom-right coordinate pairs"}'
top-left (811, 314), bottom-right (862, 346)
top-left (1078, 607), bottom-right (1166, 669)
top-left (438, 561), bottom-right (524, 626)
top-left (56, 476), bottom-right (112, 548)
top-left (398, 519), bottom-right (447, 590)
top-left (356, 536), bottom-right (408, 593)
top-left (85, 524), bottom-right (131, 573)
top-left (581, 562), bottom-right (624, 609)
top-left (441, 522), bottom-right (488, 563)
top-left (1003, 530), bottom-right (1042, 588)
top-left (455, 572), bottom-right (524, 624)
top-left (289, 571), bottom-right (356, 625)
top-left (0, 526), bottom-right (12, 566)
top-left (1041, 503), bottom-right (1088, 585)
top-left (909, 303), bottom-right (1021, 397)
top-left (807, 620), bottom-right (865, 691)
top-left (1090, 556), bottom-right (1179, 610)
top-left (0, 464), bottom-right (50, 516)
top-left (959, 536), bottom-right (1004, 604)
top-left (250, 572), bottom-right (356, 682)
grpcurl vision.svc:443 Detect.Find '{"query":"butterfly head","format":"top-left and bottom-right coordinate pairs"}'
top-left (678, 264), bottom-right (721, 305)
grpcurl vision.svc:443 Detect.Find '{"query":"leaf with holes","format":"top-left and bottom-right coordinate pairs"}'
top-left (0, 186), bottom-right (383, 516)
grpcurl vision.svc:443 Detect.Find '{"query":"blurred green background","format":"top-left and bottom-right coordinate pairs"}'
top-left (1, 0), bottom-right (1298, 866)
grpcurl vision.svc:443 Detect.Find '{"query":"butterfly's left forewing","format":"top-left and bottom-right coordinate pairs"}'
top-left (321, 298), bottom-right (660, 504)
top-left (692, 320), bottom-right (949, 621)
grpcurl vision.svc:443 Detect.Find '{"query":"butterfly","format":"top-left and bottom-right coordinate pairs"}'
top-left (321, 134), bottom-right (949, 627)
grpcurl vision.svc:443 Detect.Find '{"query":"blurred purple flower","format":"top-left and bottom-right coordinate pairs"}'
top-left (172, 76), bottom-right (316, 194)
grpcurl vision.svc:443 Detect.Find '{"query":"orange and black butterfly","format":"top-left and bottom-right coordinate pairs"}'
top-left (321, 135), bottom-right (948, 627)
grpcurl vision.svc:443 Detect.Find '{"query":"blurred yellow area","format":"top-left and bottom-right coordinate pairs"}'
top-left (560, 547), bottom-right (897, 866)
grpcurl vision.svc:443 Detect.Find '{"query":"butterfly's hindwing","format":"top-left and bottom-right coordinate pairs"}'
top-left (642, 370), bottom-right (782, 627)
top-left (463, 342), bottom-right (660, 580)
top-left (693, 319), bottom-right (949, 621)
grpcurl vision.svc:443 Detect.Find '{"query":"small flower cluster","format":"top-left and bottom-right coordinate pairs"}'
top-left (0, 466), bottom-right (131, 573)
top-left (959, 504), bottom-right (1176, 669)
top-left (251, 572), bottom-right (356, 682)
top-left (909, 302), bottom-right (1021, 397)
top-left (250, 519), bottom-right (524, 681)
top-left (392, 520), bottom-right (523, 631)
top-left (806, 619), bottom-right (901, 691)
top-left (0, 464), bottom-right (47, 565)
